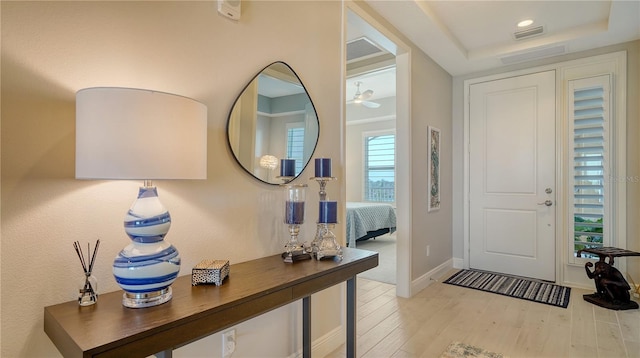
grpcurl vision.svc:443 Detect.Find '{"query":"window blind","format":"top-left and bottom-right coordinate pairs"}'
top-left (287, 127), bottom-right (305, 173)
top-left (364, 134), bottom-right (395, 202)
top-left (570, 75), bottom-right (611, 256)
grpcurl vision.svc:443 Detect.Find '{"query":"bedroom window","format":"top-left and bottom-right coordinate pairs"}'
top-left (364, 132), bottom-right (395, 202)
top-left (569, 75), bottom-right (611, 258)
top-left (286, 124), bottom-right (304, 173)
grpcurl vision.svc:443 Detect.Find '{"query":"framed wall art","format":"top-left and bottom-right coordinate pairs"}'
top-left (428, 126), bottom-right (441, 212)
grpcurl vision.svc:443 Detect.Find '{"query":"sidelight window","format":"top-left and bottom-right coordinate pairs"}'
top-left (569, 75), bottom-right (611, 258)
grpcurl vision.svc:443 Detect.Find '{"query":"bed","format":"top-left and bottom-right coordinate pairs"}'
top-left (346, 202), bottom-right (397, 248)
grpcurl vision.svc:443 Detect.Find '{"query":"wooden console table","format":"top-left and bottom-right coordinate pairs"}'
top-left (44, 248), bottom-right (378, 357)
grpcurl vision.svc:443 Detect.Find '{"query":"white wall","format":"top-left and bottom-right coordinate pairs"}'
top-left (1, 2), bottom-right (343, 356)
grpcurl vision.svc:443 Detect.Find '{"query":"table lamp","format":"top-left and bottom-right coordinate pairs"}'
top-left (75, 87), bottom-right (207, 308)
top-left (259, 155), bottom-right (278, 170)
top-left (259, 154), bottom-right (278, 181)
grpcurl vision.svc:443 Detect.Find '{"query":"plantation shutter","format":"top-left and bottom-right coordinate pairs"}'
top-left (364, 133), bottom-right (395, 202)
top-left (569, 75), bottom-right (611, 257)
top-left (287, 126), bottom-right (305, 173)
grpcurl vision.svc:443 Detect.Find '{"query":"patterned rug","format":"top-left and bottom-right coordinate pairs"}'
top-left (444, 269), bottom-right (571, 308)
top-left (440, 342), bottom-right (505, 358)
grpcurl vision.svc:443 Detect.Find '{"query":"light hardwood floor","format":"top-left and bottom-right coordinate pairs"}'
top-left (326, 272), bottom-right (640, 358)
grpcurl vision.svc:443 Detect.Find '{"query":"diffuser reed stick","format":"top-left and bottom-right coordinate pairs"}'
top-left (74, 239), bottom-right (99, 305)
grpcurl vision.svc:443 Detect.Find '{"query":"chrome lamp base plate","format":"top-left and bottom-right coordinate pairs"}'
top-left (122, 287), bottom-right (172, 308)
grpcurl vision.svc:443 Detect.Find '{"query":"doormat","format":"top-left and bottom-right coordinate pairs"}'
top-left (440, 341), bottom-right (505, 358)
top-left (444, 269), bottom-right (571, 308)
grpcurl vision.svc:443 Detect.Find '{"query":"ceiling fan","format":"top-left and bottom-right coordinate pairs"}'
top-left (352, 81), bottom-right (381, 108)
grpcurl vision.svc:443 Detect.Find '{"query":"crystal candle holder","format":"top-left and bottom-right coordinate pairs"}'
top-left (315, 200), bottom-right (341, 260)
top-left (310, 177), bottom-right (336, 201)
top-left (276, 176), bottom-right (294, 184)
top-left (282, 183), bottom-right (311, 263)
top-left (315, 224), bottom-right (343, 261)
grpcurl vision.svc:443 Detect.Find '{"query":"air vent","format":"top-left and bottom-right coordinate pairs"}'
top-left (347, 37), bottom-right (386, 62)
top-left (513, 25), bottom-right (545, 40)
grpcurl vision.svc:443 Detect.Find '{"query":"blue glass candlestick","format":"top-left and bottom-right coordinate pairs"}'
top-left (309, 160), bottom-right (338, 258)
top-left (280, 159), bottom-right (296, 177)
top-left (318, 201), bottom-right (337, 223)
top-left (277, 159), bottom-right (296, 183)
top-left (314, 158), bottom-right (332, 178)
top-left (282, 183), bottom-right (310, 262)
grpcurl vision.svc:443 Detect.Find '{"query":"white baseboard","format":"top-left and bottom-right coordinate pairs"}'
top-left (289, 325), bottom-right (344, 358)
top-left (411, 258), bottom-right (454, 295)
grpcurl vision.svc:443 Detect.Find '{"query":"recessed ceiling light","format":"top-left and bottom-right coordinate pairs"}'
top-left (517, 19), bottom-right (534, 27)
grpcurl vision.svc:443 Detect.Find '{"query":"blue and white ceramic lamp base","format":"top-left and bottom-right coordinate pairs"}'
top-left (113, 185), bottom-right (180, 308)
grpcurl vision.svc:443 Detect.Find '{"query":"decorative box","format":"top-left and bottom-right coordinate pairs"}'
top-left (191, 259), bottom-right (230, 286)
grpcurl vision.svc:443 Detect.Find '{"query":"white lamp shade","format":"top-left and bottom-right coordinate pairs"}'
top-left (76, 87), bottom-right (207, 180)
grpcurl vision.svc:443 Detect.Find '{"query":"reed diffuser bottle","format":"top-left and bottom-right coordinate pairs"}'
top-left (74, 240), bottom-right (100, 306)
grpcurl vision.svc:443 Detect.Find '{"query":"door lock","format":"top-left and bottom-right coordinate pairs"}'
top-left (545, 188), bottom-right (553, 194)
top-left (537, 200), bottom-right (553, 206)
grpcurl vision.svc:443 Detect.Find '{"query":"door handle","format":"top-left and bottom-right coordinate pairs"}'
top-left (537, 200), bottom-right (553, 206)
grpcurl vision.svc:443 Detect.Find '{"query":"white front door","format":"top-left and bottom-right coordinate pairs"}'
top-left (469, 71), bottom-right (556, 281)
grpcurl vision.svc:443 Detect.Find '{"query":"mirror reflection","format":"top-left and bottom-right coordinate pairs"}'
top-left (227, 62), bottom-right (319, 184)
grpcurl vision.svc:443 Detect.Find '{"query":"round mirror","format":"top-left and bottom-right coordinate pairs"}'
top-left (227, 62), bottom-right (319, 184)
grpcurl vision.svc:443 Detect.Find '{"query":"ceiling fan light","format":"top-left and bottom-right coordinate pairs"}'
top-left (354, 98), bottom-right (362, 104)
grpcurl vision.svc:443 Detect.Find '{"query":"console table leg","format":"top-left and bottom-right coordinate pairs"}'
top-left (155, 350), bottom-right (172, 358)
top-left (346, 276), bottom-right (356, 358)
top-left (303, 296), bottom-right (311, 358)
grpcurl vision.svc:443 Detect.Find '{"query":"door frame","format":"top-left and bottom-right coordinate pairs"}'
top-left (345, 2), bottom-right (412, 297)
top-left (462, 51), bottom-right (627, 287)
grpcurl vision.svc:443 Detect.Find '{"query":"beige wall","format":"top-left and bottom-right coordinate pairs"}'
top-left (1, 1), bottom-right (344, 356)
top-left (409, 51), bottom-right (453, 279)
top-left (1, 1), bottom-right (459, 355)
top-left (352, 0), bottom-right (454, 287)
